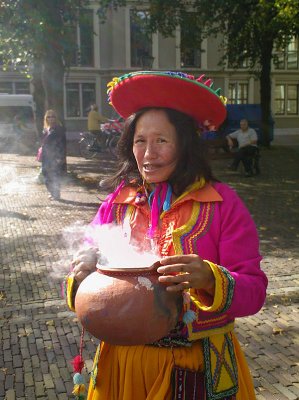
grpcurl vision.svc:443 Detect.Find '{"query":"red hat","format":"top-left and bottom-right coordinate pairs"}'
top-left (107, 71), bottom-right (227, 128)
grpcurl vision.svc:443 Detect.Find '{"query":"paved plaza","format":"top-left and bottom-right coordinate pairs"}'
top-left (0, 141), bottom-right (298, 400)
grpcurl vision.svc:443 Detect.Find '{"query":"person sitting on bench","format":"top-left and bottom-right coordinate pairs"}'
top-left (226, 119), bottom-right (260, 177)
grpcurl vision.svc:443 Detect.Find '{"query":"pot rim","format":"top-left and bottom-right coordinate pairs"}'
top-left (96, 260), bottom-right (161, 276)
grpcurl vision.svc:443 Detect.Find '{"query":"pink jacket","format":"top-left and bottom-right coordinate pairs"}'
top-left (91, 181), bottom-right (267, 328)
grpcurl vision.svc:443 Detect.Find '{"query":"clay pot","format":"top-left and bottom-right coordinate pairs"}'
top-left (75, 262), bottom-right (183, 345)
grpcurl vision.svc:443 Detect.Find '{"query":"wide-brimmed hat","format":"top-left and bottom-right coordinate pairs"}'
top-left (107, 71), bottom-right (227, 128)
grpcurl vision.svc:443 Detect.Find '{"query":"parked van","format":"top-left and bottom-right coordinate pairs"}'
top-left (0, 94), bottom-right (38, 151)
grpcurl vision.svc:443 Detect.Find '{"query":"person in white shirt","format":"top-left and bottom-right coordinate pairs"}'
top-left (226, 119), bottom-right (260, 176)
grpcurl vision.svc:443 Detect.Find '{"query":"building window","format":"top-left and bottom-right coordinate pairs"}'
top-left (68, 9), bottom-right (94, 67)
top-left (228, 59), bottom-right (249, 69)
top-left (130, 10), bottom-right (153, 68)
top-left (274, 37), bottom-right (299, 70)
top-left (15, 82), bottom-right (30, 94)
top-left (275, 84), bottom-right (298, 115)
top-left (0, 82), bottom-right (13, 94)
top-left (0, 81), bottom-right (30, 94)
top-left (66, 82), bottom-right (96, 117)
top-left (180, 15), bottom-right (201, 68)
top-left (228, 82), bottom-right (248, 104)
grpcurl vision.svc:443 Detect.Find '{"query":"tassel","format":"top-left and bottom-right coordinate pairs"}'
top-left (163, 184), bottom-right (172, 211)
top-left (148, 184), bottom-right (162, 238)
top-left (183, 309), bottom-right (197, 324)
top-left (72, 355), bottom-right (84, 373)
top-left (147, 182), bottom-right (172, 238)
top-left (196, 74), bottom-right (205, 82)
top-left (71, 329), bottom-right (86, 399)
top-left (72, 384), bottom-right (86, 395)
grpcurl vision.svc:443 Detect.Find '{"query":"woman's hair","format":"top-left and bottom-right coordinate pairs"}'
top-left (43, 109), bottom-right (61, 129)
top-left (103, 107), bottom-right (216, 196)
top-left (90, 104), bottom-right (98, 111)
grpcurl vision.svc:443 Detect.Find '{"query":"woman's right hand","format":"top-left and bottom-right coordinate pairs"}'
top-left (71, 246), bottom-right (98, 284)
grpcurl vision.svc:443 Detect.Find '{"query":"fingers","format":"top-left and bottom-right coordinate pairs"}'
top-left (72, 261), bottom-right (94, 273)
top-left (158, 273), bottom-right (192, 292)
top-left (159, 254), bottom-right (200, 266)
top-left (165, 281), bottom-right (190, 292)
top-left (74, 270), bottom-right (91, 283)
top-left (157, 254), bottom-right (203, 275)
top-left (72, 262), bottom-right (97, 283)
top-left (157, 254), bottom-right (212, 292)
top-left (74, 247), bottom-right (98, 264)
top-left (157, 263), bottom-right (190, 275)
top-left (71, 247), bottom-right (99, 283)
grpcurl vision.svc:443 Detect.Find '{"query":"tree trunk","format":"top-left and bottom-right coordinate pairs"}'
top-left (260, 40), bottom-right (274, 147)
top-left (38, 1), bottom-right (66, 125)
top-left (31, 61), bottom-right (46, 139)
top-left (42, 48), bottom-right (65, 125)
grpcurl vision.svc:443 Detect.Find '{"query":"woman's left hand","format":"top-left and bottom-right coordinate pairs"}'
top-left (157, 254), bottom-right (215, 294)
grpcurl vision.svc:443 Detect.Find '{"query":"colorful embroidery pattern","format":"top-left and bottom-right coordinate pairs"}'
top-left (203, 333), bottom-right (238, 399)
top-left (171, 367), bottom-right (206, 399)
top-left (173, 201), bottom-right (214, 255)
top-left (113, 203), bottom-right (130, 225)
top-left (217, 266), bottom-right (235, 314)
top-left (90, 345), bottom-right (101, 390)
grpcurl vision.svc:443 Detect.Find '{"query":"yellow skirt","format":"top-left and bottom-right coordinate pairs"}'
top-left (87, 333), bottom-right (255, 400)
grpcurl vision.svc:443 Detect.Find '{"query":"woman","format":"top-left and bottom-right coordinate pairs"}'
top-left (41, 109), bottom-right (66, 200)
top-left (66, 71), bottom-right (267, 399)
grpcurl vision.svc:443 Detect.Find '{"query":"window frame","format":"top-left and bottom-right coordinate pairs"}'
top-left (274, 36), bottom-right (299, 71)
top-left (180, 13), bottom-right (202, 69)
top-left (68, 9), bottom-right (94, 67)
top-left (130, 9), bottom-right (154, 69)
top-left (0, 81), bottom-right (30, 94)
top-left (65, 82), bottom-right (96, 119)
top-left (274, 83), bottom-right (298, 116)
top-left (228, 81), bottom-right (249, 104)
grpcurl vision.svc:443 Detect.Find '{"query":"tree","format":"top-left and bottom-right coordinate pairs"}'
top-left (98, 0), bottom-right (299, 146)
top-left (0, 0), bottom-right (89, 135)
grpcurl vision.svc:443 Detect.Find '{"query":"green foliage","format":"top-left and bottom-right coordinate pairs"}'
top-left (98, 0), bottom-right (128, 23)
top-left (0, 0), bottom-right (89, 73)
top-left (98, 0), bottom-right (299, 71)
top-left (97, 0), bottom-right (299, 145)
top-left (0, 0), bottom-right (89, 125)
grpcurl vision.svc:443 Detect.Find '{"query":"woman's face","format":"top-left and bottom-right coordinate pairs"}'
top-left (46, 113), bottom-right (57, 128)
top-left (133, 109), bottom-right (179, 183)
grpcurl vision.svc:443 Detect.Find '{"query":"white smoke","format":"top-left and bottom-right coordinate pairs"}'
top-left (0, 164), bottom-right (39, 194)
top-left (62, 222), bottom-right (159, 269)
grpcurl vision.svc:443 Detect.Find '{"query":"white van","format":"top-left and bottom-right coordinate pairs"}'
top-left (0, 94), bottom-right (38, 151)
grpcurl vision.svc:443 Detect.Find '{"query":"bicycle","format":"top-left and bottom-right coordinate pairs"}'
top-left (79, 119), bottom-right (123, 159)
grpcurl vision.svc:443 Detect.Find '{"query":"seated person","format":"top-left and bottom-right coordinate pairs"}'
top-left (226, 119), bottom-right (260, 176)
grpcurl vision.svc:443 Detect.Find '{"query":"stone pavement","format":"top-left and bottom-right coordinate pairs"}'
top-left (0, 142), bottom-right (298, 400)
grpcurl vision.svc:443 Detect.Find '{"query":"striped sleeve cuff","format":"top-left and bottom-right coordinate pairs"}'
top-left (65, 273), bottom-right (77, 312)
top-left (189, 261), bottom-right (235, 314)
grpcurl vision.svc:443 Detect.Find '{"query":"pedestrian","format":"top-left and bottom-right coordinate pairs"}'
top-left (40, 109), bottom-right (66, 200)
top-left (226, 118), bottom-right (260, 176)
top-left (87, 104), bottom-right (108, 150)
top-left (66, 71), bottom-right (267, 399)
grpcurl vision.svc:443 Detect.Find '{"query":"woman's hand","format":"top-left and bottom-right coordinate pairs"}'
top-left (71, 246), bottom-right (98, 284)
top-left (157, 254), bottom-right (215, 295)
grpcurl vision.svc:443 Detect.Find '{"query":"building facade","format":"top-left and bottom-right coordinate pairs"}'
top-left (0, 2), bottom-right (298, 136)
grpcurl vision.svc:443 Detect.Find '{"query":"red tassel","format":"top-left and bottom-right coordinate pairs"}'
top-left (72, 355), bottom-right (84, 373)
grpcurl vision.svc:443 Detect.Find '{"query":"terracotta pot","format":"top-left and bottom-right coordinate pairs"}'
top-left (75, 262), bottom-right (183, 345)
